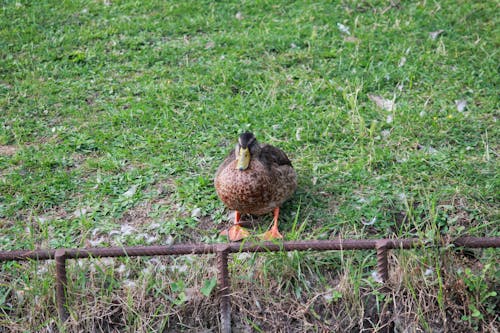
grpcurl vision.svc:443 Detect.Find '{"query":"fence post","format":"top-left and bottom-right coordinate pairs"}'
top-left (376, 240), bottom-right (389, 283)
top-left (217, 245), bottom-right (231, 333)
top-left (376, 240), bottom-right (394, 332)
top-left (55, 249), bottom-right (69, 322)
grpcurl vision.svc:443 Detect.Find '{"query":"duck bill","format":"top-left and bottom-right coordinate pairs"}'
top-left (236, 147), bottom-right (250, 170)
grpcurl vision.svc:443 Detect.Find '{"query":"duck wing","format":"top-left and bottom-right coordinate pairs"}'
top-left (260, 144), bottom-right (293, 168)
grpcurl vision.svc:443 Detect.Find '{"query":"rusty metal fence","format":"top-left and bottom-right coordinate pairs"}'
top-left (1, 236), bottom-right (499, 332)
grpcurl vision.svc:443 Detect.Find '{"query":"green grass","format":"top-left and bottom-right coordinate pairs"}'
top-left (1, 0), bottom-right (498, 331)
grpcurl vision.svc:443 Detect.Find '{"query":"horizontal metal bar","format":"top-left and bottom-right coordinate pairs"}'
top-left (453, 237), bottom-right (500, 248)
top-left (217, 249), bottom-right (231, 333)
top-left (0, 237), bottom-right (498, 262)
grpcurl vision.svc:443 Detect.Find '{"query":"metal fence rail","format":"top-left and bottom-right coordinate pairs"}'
top-left (1, 236), bottom-right (499, 332)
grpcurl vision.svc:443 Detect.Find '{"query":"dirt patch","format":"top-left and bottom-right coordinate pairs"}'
top-left (116, 179), bottom-right (177, 227)
top-left (196, 214), bottom-right (215, 231)
top-left (118, 201), bottom-right (155, 227)
top-left (0, 145), bottom-right (18, 156)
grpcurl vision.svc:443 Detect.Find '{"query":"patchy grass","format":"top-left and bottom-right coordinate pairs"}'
top-left (1, 0), bottom-right (498, 331)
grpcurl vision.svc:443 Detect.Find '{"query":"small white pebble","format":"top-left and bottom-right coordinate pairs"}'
top-left (337, 22), bottom-right (350, 35)
top-left (398, 57), bottom-right (406, 67)
top-left (89, 237), bottom-right (105, 247)
top-left (116, 264), bottom-right (127, 274)
top-left (396, 157), bottom-right (408, 163)
top-left (122, 185), bottom-right (138, 198)
top-left (429, 30), bottom-right (444, 40)
top-left (37, 264), bottom-right (49, 275)
top-left (170, 264), bottom-right (188, 273)
top-left (123, 280), bottom-right (137, 289)
top-left (371, 271), bottom-right (384, 283)
top-left (164, 235), bottom-right (174, 245)
top-left (73, 207), bottom-right (88, 218)
top-left (145, 235), bottom-right (158, 244)
top-left (120, 224), bottom-right (136, 236)
top-left (36, 216), bottom-right (49, 224)
top-left (191, 207), bottom-right (202, 218)
top-left (236, 252), bottom-right (252, 261)
top-left (455, 99), bottom-right (467, 112)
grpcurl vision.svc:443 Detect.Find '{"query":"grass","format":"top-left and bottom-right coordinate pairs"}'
top-left (0, 0), bottom-right (498, 331)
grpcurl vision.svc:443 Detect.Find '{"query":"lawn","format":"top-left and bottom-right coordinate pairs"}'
top-left (0, 0), bottom-right (498, 331)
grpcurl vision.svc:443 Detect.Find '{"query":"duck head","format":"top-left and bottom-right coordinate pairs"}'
top-left (235, 132), bottom-right (260, 171)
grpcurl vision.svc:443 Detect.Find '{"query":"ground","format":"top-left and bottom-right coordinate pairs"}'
top-left (0, 0), bottom-right (498, 332)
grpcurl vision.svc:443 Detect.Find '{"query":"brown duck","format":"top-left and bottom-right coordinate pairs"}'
top-left (214, 132), bottom-right (297, 241)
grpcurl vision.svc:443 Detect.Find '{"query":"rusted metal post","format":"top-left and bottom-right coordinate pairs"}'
top-left (454, 236), bottom-right (500, 248)
top-left (376, 240), bottom-right (393, 332)
top-left (217, 245), bottom-right (231, 333)
top-left (376, 240), bottom-right (390, 283)
top-left (55, 249), bottom-right (69, 322)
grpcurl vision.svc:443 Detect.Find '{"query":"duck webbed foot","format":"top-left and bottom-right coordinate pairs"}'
top-left (259, 207), bottom-right (284, 241)
top-left (220, 211), bottom-right (250, 241)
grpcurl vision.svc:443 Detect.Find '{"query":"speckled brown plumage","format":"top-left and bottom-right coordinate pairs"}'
top-left (214, 134), bottom-right (297, 216)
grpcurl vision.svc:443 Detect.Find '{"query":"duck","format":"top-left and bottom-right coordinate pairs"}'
top-left (214, 132), bottom-right (297, 241)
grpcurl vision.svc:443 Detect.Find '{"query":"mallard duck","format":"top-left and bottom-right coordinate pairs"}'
top-left (214, 132), bottom-right (297, 241)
